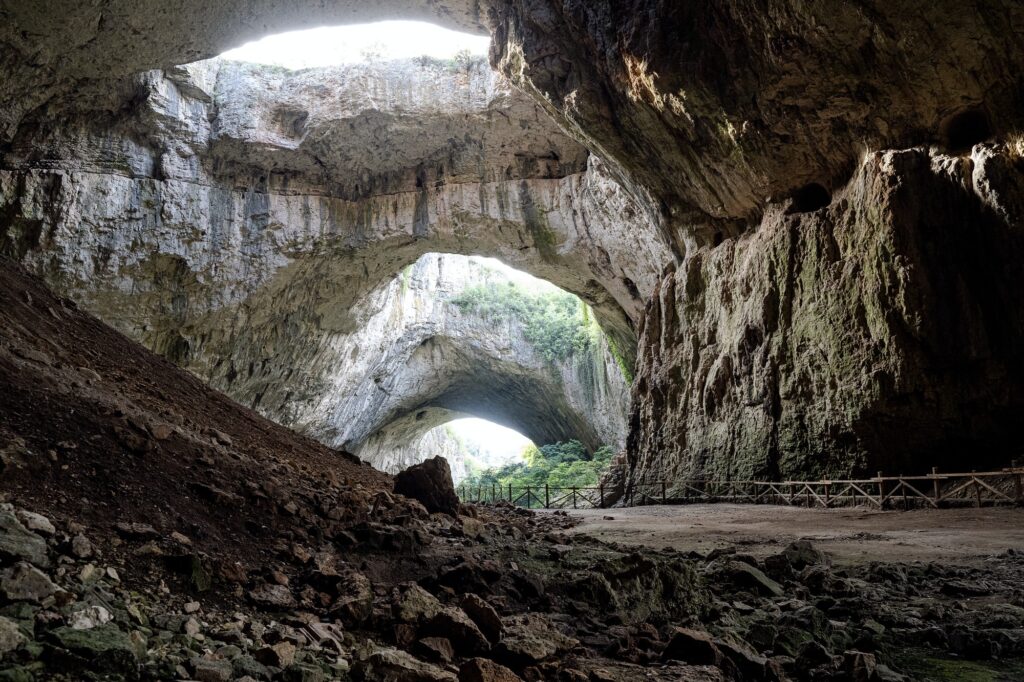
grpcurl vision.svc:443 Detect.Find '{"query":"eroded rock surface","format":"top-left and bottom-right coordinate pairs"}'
top-left (316, 254), bottom-right (630, 474)
top-left (627, 144), bottom-right (1024, 485)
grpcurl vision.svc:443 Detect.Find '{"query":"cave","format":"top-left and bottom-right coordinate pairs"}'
top-left (2, 4), bottom-right (1024, 681)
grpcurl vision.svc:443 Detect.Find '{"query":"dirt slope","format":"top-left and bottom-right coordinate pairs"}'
top-left (0, 256), bottom-right (390, 570)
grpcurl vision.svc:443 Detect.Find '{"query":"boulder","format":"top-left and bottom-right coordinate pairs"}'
top-left (458, 594), bottom-right (503, 643)
top-left (331, 568), bottom-right (374, 626)
top-left (781, 540), bottom-right (829, 570)
top-left (255, 641), bottom-right (296, 667)
top-left (0, 511), bottom-right (49, 568)
top-left (15, 511), bottom-right (55, 536)
top-left (458, 658), bottom-right (524, 682)
top-left (394, 584), bottom-right (443, 624)
top-left (45, 624), bottom-right (139, 676)
top-left (0, 616), bottom-right (26, 655)
top-left (394, 457), bottom-right (460, 516)
top-left (0, 562), bottom-right (58, 602)
top-left (414, 636), bottom-right (454, 663)
top-left (194, 658), bottom-right (234, 682)
top-left (492, 614), bottom-right (577, 669)
top-left (425, 607), bottom-right (490, 655)
top-left (720, 561), bottom-right (784, 597)
top-left (661, 627), bottom-right (721, 666)
top-left (354, 646), bottom-right (457, 681)
top-left (248, 584), bottom-right (296, 609)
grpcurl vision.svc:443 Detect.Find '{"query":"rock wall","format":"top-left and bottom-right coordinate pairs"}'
top-left (627, 143), bottom-right (1024, 486)
top-left (303, 253), bottom-right (630, 470)
top-left (0, 57), bottom-right (668, 366)
top-left (4, 2), bottom-right (1024, 484)
top-left (0, 57), bottom-right (661, 473)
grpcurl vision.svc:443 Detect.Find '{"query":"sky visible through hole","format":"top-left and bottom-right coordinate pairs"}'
top-left (219, 21), bottom-right (490, 69)
top-left (448, 418), bottom-right (532, 467)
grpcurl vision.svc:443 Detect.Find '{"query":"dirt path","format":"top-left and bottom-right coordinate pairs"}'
top-left (564, 503), bottom-right (1024, 566)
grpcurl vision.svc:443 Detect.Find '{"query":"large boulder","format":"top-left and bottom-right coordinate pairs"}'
top-left (0, 510), bottom-right (49, 568)
top-left (394, 457), bottom-right (460, 516)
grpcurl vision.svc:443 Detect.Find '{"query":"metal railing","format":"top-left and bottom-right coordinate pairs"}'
top-left (457, 482), bottom-right (630, 509)
top-left (458, 462), bottom-right (1024, 511)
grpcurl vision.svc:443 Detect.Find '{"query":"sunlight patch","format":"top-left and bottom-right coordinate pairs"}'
top-left (219, 21), bottom-right (490, 70)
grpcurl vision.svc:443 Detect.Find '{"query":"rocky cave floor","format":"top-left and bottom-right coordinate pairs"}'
top-left (2, 259), bottom-right (1024, 682)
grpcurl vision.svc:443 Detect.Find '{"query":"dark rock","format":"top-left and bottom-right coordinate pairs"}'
top-left (720, 561), bottom-right (784, 597)
top-left (782, 540), bottom-right (828, 570)
top-left (459, 594), bottom-right (503, 643)
top-left (354, 646), bottom-right (457, 681)
top-left (394, 457), bottom-right (460, 515)
top-left (330, 568), bottom-right (373, 626)
top-left (114, 522), bottom-right (160, 540)
top-left (249, 584), bottom-right (296, 609)
top-left (255, 641), bottom-right (296, 667)
top-left (458, 657), bottom-right (524, 682)
top-left (0, 511), bottom-right (49, 568)
top-left (425, 607), bottom-right (490, 655)
top-left (394, 584), bottom-right (443, 624)
top-left (0, 562), bottom-right (58, 603)
top-left (492, 614), bottom-right (577, 669)
top-left (414, 636), bottom-right (454, 663)
top-left (194, 658), bottom-right (234, 682)
top-left (0, 616), bottom-right (26, 655)
top-left (661, 627), bottom-right (721, 665)
top-left (45, 624), bottom-right (139, 677)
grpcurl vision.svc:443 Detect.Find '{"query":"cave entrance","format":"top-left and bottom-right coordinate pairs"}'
top-left (218, 21), bottom-right (489, 69)
top-left (342, 253), bottom-right (631, 479)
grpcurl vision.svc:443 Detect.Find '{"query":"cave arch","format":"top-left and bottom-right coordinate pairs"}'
top-left (279, 253), bottom-right (631, 473)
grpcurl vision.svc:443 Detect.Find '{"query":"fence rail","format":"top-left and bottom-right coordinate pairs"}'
top-left (458, 462), bottom-right (1024, 511)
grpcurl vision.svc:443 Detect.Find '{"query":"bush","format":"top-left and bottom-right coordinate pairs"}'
top-left (461, 439), bottom-right (616, 492)
top-left (450, 282), bottom-right (593, 363)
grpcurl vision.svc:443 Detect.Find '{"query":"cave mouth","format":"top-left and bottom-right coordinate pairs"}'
top-left (217, 20), bottom-right (489, 69)
top-left (435, 418), bottom-right (534, 484)
top-left (344, 252), bottom-right (631, 478)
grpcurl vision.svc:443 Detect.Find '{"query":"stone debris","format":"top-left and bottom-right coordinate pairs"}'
top-left (393, 456), bottom-right (461, 515)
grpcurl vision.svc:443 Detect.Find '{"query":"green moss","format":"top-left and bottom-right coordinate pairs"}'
top-left (449, 282), bottom-right (593, 363)
top-left (399, 264), bottom-right (413, 295)
top-left (893, 651), bottom-right (1024, 682)
top-left (605, 333), bottom-right (634, 384)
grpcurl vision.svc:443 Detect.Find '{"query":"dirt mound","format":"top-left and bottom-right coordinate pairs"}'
top-left (0, 257), bottom-right (391, 573)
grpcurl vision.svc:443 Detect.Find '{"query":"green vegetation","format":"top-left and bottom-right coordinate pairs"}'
top-left (462, 439), bottom-right (616, 491)
top-left (450, 282), bottom-right (595, 363)
top-left (414, 50), bottom-right (481, 74)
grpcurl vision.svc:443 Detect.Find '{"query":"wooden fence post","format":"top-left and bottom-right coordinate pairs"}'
top-left (931, 467), bottom-right (941, 507)
top-left (508, 483), bottom-right (512, 503)
top-left (900, 475), bottom-right (909, 511)
top-left (599, 484), bottom-right (605, 508)
top-left (545, 484), bottom-right (550, 509)
top-left (492, 483), bottom-right (496, 503)
top-left (1014, 460), bottom-right (1023, 506)
top-left (824, 483), bottom-right (830, 507)
top-left (877, 471), bottom-right (885, 509)
top-left (973, 471), bottom-right (982, 508)
top-left (572, 486), bottom-right (578, 509)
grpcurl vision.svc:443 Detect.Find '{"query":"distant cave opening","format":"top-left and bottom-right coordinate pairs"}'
top-left (786, 182), bottom-right (832, 214)
top-left (942, 109), bottom-right (992, 152)
top-left (347, 253), bottom-right (631, 480)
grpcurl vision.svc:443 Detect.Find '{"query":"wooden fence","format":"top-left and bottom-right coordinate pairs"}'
top-left (458, 462), bottom-right (1024, 511)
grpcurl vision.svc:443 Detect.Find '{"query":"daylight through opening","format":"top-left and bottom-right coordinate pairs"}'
top-left (218, 21), bottom-right (490, 69)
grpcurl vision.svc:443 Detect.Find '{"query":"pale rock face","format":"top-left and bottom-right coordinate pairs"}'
top-left (0, 58), bottom-right (645, 475)
top-left (291, 253), bottom-right (629, 474)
